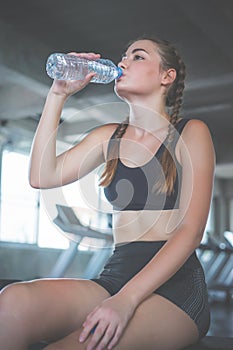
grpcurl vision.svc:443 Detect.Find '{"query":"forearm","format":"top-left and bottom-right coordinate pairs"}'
top-left (118, 227), bottom-right (202, 307)
top-left (29, 91), bottom-right (67, 188)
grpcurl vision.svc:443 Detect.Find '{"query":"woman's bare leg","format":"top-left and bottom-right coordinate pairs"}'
top-left (0, 279), bottom-right (110, 350)
top-left (44, 294), bottom-right (199, 350)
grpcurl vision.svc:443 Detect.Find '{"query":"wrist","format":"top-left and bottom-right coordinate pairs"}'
top-left (47, 89), bottom-right (69, 102)
top-left (117, 288), bottom-right (140, 310)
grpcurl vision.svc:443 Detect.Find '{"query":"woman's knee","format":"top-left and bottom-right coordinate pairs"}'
top-left (0, 282), bottom-right (36, 347)
top-left (0, 282), bottom-right (32, 318)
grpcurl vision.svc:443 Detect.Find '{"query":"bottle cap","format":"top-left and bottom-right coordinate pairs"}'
top-left (117, 67), bottom-right (123, 79)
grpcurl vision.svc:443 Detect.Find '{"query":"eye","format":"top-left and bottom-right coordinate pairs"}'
top-left (133, 55), bottom-right (144, 61)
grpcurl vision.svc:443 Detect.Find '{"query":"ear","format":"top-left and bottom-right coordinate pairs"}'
top-left (161, 68), bottom-right (176, 86)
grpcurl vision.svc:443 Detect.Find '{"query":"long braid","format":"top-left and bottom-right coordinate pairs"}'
top-left (157, 47), bottom-right (186, 194)
top-left (100, 37), bottom-right (186, 194)
top-left (99, 117), bottom-right (129, 186)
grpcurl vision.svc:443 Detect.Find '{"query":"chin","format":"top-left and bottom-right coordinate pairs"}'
top-left (114, 85), bottom-right (128, 102)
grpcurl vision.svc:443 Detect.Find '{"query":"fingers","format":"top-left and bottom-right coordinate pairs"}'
top-left (73, 71), bottom-right (96, 89)
top-left (79, 298), bottom-right (129, 349)
top-left (79, 312), bottom-right (98, 343)
top-left (79, 313), bottom-right (120, 350)
top-left (50, 67), bottom-right (96, 96)
top-left (80, 322), bottom-right (118, 350)
top-left (89, 324), bottom-right (116, 350)
top-left (50, 51), bottom-right (101, 95)
top-left (87, 323), bottom-right (110, 350)
top-left (94, 324), bottom-right (121, 350)
top-left (106, 326), bottom-right (122, 350)
top-left (68, 52), bottom-right (101, 60)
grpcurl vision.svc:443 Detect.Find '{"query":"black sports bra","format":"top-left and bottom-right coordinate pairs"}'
top-left (104, 118), bottom-right (190, 211)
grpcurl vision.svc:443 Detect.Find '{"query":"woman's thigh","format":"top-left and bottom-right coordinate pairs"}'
top-left (44, 293), bottom-right (199, 350)
top-left (0, 278), bottom-right (110, 347)
top-left (116, 293), bottom-right (199, 350)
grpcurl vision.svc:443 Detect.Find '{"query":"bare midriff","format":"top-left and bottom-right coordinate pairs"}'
top-left (112, 208), bottom-right (181, 244)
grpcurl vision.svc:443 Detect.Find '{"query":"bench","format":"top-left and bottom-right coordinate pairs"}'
top-left (185, 336), bottom-right (233, 349)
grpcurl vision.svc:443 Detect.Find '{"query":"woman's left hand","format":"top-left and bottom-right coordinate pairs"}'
top-left (79, 293), bottom-right (136, 350)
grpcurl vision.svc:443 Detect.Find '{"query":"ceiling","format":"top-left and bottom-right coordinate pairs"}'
top-left (0, 0), bottom-right (233, 178)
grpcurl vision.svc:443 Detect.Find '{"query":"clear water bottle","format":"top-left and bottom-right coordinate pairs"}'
top-left (46, 53), bottom-right (123, 84)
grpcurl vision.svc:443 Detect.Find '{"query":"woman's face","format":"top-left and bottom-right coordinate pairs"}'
top-left (115, 39), bottom-right (164, 101)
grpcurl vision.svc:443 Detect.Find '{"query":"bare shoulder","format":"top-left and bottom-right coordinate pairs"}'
top-left (182, 118), bottom-right (211, 135)
top-left (180, 118), bottom-right (214, 148)
top-left (79, 123), bottom-right (120, 161)
top-left (97, 122), bottom-right (119, 138)
top-left (87, 122), bottom-right (119, 142)
top-left (179, 118), bottom-right (215, 165)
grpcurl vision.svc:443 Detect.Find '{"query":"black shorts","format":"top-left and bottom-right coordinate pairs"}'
top-left (92, 240), bottom-right (210, 339)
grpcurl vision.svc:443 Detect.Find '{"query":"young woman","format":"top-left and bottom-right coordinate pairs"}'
top-left (0, 36), bottom-right (215, 350)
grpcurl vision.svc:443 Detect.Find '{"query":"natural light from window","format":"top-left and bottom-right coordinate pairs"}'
top-left (0, 150), bottom-right (111, 250)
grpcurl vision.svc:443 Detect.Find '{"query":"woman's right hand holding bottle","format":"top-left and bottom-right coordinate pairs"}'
top-left (29, 52), bottom-right (101, 189)
top-left (50, 52), bottom-right (101, 98)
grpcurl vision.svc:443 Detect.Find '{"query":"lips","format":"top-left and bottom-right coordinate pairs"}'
top-left (116, 73), bottom-right (125, 80)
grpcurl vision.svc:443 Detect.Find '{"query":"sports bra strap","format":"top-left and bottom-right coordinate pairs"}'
top-left (170, 118), bottom-right (190, 149)
top-left (106, 118), bottom-right (190, 161)
top-left (106, 122), bottom-right (128, 160)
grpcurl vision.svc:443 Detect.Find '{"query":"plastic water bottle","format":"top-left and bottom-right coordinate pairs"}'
top-left (46, 53), bottom-right (123, 84)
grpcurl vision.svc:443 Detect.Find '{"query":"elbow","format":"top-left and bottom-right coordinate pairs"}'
top-left (29, 165), bottom-right (52, 189)
top-left (29, 173), bottom-right (52, 189)
top-left (29, 177), bottom-right (52, 189)
top-left (29, 181), bottom-right (40, 190)
top-left (29, 170), bottom-right (59, 189)
top-left (194, 233), bottom-right (204, 249)
top-left (28, 161), bottom-right (41, 188)
top-left (191, 226), bottom-right (205, 249)
top-left (194, 221), bottom-right (208, 248)
top-left (28, 168), bottom-right (43, 189)
top-left (176, 222), bottom-right (205, 249)
top-left (29, 174), bottom-right (40, 189)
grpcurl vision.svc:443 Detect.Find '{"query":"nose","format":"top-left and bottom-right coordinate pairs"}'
top-left (118, 58), bottom-right (128, 70)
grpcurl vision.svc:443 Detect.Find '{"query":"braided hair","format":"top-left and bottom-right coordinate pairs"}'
top-left (152, 37), bottom-right (186, 193)
top-left (99, 37), bottom-right (186, 194)
top-left (99, 117), bottom-right (129, 186)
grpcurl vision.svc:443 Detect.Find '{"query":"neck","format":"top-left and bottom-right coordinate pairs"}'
top-left (127, 101), bottom-right (170, 134)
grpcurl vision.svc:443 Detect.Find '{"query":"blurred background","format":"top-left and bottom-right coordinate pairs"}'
top-left (0, 0), bottom-right (233, 339)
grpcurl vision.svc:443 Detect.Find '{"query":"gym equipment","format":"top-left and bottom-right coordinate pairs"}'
top-left (49, 204), bottom-right (113, 279)
top-left (197, 231), bottom-right (233, 303)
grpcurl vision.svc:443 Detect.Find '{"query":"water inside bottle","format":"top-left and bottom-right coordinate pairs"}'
top-left (46, 54), bottom-right (122, 83)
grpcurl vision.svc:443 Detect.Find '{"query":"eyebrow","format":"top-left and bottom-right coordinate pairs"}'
top-left (122, 48), bottom-right (149, 57)
top-left (132, 48), bottom-right (149, 54)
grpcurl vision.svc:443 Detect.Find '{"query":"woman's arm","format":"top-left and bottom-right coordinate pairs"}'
top-left (29, 52), bottom-right (115, 189)
top-left (79, 119), bottom-right (215, 349)
top-left (119, 119), bottom-right (215, 305)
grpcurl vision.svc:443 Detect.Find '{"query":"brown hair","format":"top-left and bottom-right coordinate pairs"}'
top-left (99, 36), bottom-right (186, 194)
